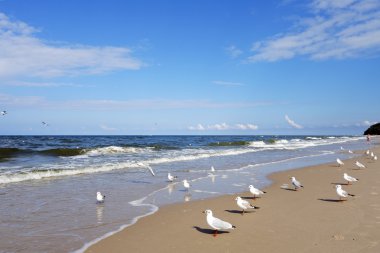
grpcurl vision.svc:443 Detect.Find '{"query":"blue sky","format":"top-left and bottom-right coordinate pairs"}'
top-left (0, 0), bottom-right (379, 135)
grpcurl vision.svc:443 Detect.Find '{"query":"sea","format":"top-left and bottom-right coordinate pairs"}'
top-left (0, 135), bottom-right (373, 253)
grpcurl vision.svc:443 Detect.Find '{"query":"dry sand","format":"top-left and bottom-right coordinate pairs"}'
top-left (87, 146), bottom-right (380, 253)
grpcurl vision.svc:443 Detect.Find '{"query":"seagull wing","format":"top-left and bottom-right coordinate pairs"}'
top-left (211, 217), bottom-right (233, 230)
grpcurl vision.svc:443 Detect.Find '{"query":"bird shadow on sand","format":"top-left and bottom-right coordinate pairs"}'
top-left (241, 196), bottom-right (258, 200)
top-left (331, 182), bottom-right (349, 186)
top-left (224, 209), bottom-right (255, 214)
top-left (193, 226), bottom-right (230, 235)
top-left (318, 198), bottom-right (345, 203)
top-left (282, 188), bottom-right (297, 191)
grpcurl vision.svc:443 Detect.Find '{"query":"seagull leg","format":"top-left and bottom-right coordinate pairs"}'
top-left (241, 210), bottom-right (244, 215)
top-left (213, 230), bottom-right (218, 237)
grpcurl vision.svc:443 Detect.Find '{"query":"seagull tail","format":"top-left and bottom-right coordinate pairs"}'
top-left (348, 193), bottom-right (355, 197)
top-left (263, 191), bottom-right (267, 194)
top-left (253, 206), bottom-right (260, 209)
top-left (232, 225), bottom-right (237, 229)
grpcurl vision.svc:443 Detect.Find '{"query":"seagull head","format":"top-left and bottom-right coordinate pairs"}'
top-left (248, 185), bottom-right (254, 189)
top-left (290, 176), bottom-right (295, 180)
top-left (235, 196), bottom-right (241, 201)
top-left (202, 209), bottom-right (212, 215)
top-left (335, 185), bottom-right (342, 189)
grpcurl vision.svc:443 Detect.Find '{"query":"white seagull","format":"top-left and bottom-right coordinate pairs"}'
top-left (202, 209), bottom-right (236, 237)
top-left (355, 161), bottom-right (366, 169)
top-left (370, 152), bottom-right (374, 158)
top-left (348, 150), bottom-right (353, 154)
top-left (290, 176), bottom-right (304, 190)
top-left (183, 179), bottom-right (191, 191)
top-left (365, 150), bottom-right (370, 156)
top-left (1, 110), bottom-right (7, 116)
top-left (343, 173), bottom-right (358, 185)
top-left (167, 172), bottom-right (177, 182)
top-left (248, 185), bottom-right (266, 198)
top-left (210, 166), bottom-right (216, 173)
top-left (96, 191), bottom-right (105, 203)
top-left (235, 196), bottom-right (259, 215)
top-left (374, 155), bottom-right (378, 161)
top-left (335, 185), bottom-right (355, 200)
top-left (336, 158), bottom-right (344, 166)
top-left (137, 162), bottom-right (156, 176)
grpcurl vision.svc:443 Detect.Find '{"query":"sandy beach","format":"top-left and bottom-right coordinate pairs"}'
top-left (86, 145), bottom-right (380, 253)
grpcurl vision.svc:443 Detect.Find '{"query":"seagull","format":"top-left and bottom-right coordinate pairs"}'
top-left (340, 146), bottom-right (344, 150)
top-left (137, 162), bottom-right (156, 176)
top-left (183, 179), bottom-right (191, 191)
top-left (290, 176), bottom-right (303, 190)
top-left (235, 196), bottom-right (260, 215)
top-left (211, 166), bottom-right (216, 173)
top-left (365, 150), bottom-right (370, 156)
top-left (202, 209), bottom-right (236, 237)
top-left (42, 121), bottom-right (49, 126)
top-left (335, 185), bottom-right (354, 200)
top-left (248, 185), bottom-right (266, 198)
top-left (336, 158), bottom-right (344, 166)
top-left (374, 155), bottom-right (378, 161)
top-left (1, 111), bottom-right (7, 116)
top-left (96, 191), bottom-right (105, 203)
top-left (348, 150), bottom-right (353, 154)
top-left (343, 173), bottom-right (358, 185)
top-left (370, 152), bottom-right (374, 158)
top-left (355, 161), bottom-right (366, 169)
top-left (167, 172), bottom-right (177, 182)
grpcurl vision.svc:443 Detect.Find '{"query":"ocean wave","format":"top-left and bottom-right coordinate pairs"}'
top-left (0, 148), bottom-right (23, 161)
top-left (0, 136), bottom-right (363, 184)
top-left (207, 141), bottom-right (250, 147)
top-left (83, 146), bottom-right (150, 156)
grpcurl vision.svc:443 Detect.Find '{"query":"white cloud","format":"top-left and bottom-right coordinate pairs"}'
top-left (225, 45), bottom-right (243, 58)
top-left (285, 115), bottom-right (303, 129)
top-left (212, 80), bottom-right (245, 87)
top-left (188, 124), bottom-right (206, 131)
top-left (236, 123), bottom-right (259, 130)
top-left (100, 124), bottom-right (117, 131)
top-left (249, 0), bottom-right (380, 61)
top-left (188, 123), bottom-right (259, 131)
top-left (0, 13), bottom-right (143, 78)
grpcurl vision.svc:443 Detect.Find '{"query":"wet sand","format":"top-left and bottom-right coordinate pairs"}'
top-left (87, 146), bottom-right (380, 253)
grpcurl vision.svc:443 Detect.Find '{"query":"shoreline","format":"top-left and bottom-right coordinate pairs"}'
top-left (86, 144), bottom-right (380, 253)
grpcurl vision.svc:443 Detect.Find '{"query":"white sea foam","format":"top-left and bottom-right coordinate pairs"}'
top-left (84, 146), bottom-right (151, 156)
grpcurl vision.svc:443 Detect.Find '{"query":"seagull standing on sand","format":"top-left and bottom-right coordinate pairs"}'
top-left (96, 191), bottom-right (105, 203)
top-left (167, 172), bottom-right (177, 182)
top-left (335, 185), bottom-right (355, 200)
top-left (365, 150), bottom-right (370, 156)
top-left (336, 158), bottom-right (344, 166)
top-left (183, 179), bottom-right (191, 191)
top-left (343, 173), bottom-right (358, 185)
top-left (374, 155), bottom-right (378, 161)
top-left (235, 196), bottom-right (259, 215)
top-left (202, 209), bottom-right (236, 237)
top-left (355, 161), bottom-right (366, 169)
top-left (248, 185), bottom-right (266, 198)
top-left (290, 176), bottom-right (304, 190)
